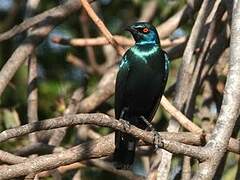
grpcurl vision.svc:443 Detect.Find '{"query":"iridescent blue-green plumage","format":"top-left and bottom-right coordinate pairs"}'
top-left (113, 22), bottom-right (169, 169)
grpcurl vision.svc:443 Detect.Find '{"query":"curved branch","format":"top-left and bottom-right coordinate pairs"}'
top-left (193, 1), bottom-right (240, 179)
top-left (0, 113), bottom-right (206, 159)
top-left (51, 35), bottom-right (187, 48)
top-left (80, 0), bottom-right (125, 56)
top-left (0, 0), bottom-right (95, 42)
top-left (0, 0), bottom-right (90, 97)
top-left (0, 134), bottom-right (114, 179)
top-left (157, 0), bottom-right (203, 38)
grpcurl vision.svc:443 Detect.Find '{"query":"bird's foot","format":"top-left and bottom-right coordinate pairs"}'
top-left (119, 118), bottom-right (131, 131)
top-left (139, 116), bottom-right (153, 131)
top-left (114, 162), bottom-right (132, 170)
top-left (139, 116), bottom-right (162, 150)
top-left (153, 131), bottom-right (163, 150)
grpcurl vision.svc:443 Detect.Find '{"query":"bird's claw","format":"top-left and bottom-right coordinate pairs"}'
top-left (153, 131), bottom-right (163, 150)
top-left (139, 116), bottom-right (153, 131)
top-left (139, 116), bottom-right (162, 150)
top-left (119, 118), bottom-right (131, 131)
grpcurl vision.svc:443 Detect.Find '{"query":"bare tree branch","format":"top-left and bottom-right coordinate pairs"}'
top-left (38, 159), bottom-right (145, 180)
top-left (51, 35), bottom-right (187, 48)
top-left (193, 1), bottom-right (240, 179)
top-left (80, 0), bottom-right (125, 56)
top-left (0, 134), bottom-right (114, 179)
top-left (0, 0), bottom-right (95, 42)
top-left (158, 0), bottom-right (216, 178)
top-left (0, 150), bottom-right (27, 164)
top-left (0, 0), bottom-right (93, 97)
top-left (0, 113), bottom-right (208, 159)
top-left (157, 0), bottom-right (203, 38)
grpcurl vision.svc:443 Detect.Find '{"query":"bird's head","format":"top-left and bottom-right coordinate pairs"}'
top-left (125, 22), bottom-right (160, 45)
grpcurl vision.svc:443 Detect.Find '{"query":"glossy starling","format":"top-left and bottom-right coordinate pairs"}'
top-left (113, 22), bottom-right (169, 169)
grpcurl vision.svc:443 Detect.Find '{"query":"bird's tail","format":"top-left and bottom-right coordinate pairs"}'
top-left (113, 130), bottom-right (136, 169)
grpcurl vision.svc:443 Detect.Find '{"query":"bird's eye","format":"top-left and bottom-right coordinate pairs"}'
top-left (142, 27), bottom-right (150, 34)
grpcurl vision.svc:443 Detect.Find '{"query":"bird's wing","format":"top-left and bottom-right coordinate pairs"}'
top-left (147, 50), bottom-right (170, 121)
top-left (163, 50), bottom-right (170, 84)
top-left (115, 56), bottom-right (130, 119)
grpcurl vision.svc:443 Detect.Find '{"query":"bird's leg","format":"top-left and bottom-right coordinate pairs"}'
top-left (119, 108), bottom-right (131, 131)
top-left (139, 116), bottom-right (162, 149)
top-left (139, 116), bottom-right (153, 131)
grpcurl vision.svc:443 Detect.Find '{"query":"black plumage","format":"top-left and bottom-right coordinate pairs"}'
top-left (113, 22), bottom-right (169, 169)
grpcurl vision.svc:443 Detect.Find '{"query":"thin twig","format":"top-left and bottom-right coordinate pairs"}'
top-left (0, 0), bottom-right (91, 97)
top-left (79, 0), bottom-right (125, 56)
top-left (157, 0), bottom-right (203, 38)
top-left (158, 0), bottom-right (216, 179)
top-left (193, 1), bottom-right (240, 178)
top-left (48, 87), bottom-right (85, 146)
top-left (80, 10), bottom-right (100, 74)
top-left (0, 0), bottom-right (95, 42)
top-left (51, 35), bottom-right (187, 48)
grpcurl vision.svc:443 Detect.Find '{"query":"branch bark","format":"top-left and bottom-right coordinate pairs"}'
top-left (79, 0), bottom-right (125, 56)
top-left (0, 0), bottom-right (93, 97)
top-left (158, 0), bottom-right (215, 178)
top-left (51, 35), bottom-right (187, 48)
top-left (193, 1), bottom-right (240, 179)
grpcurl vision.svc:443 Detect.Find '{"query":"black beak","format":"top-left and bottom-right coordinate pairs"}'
top-left (125, 25), bottom-right (132, 32)
top-left (125, 25), bottom-right (141, 42)
top-left (125, 25), bottom-right (138, 35)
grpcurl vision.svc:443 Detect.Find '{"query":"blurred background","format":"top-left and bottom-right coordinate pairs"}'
top-left (0, 0), bottom-right (238, 179)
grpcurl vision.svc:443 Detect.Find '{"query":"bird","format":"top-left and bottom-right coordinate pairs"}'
top-left (113, 22), bottom-right (169, 169)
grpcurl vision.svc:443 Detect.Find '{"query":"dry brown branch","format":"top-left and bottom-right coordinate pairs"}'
top-left (1, 149), bottom-right (143, 180)
top-left (27, 53), bottom-right (38, 143)
top-left (0, 115), bottom-right (239, 179)
top-left (179, 3), bottom-right (225, 177)
top-left (0, 0), bottom-right (93, 97)
top-left (175, 0), bottom-right (215, 109)
top-left (66, 53), bottom-right (94, 74)
top-left (0, 111), bottom-right (239, 179)
top-left (15, 143), bottom-right (61, 156)
top-left (158, 0), bottom-right (216, 178)
top-left (51, 35), bottom-right (187, 48)
top-left (25, 1), bottom-right (41, 177)
top-left (161, 96), bottom-right (202, 133)
top-left (79, 10), bottom-right (100, 74)
top-left (77, 66), bottom-right (118, 112)
top-left (6, 130), bottom-right (209, 180)
top-left (0, 134), bottom-right (114, 179)
top-left (0, 0), bottom-right (95, 42)
top-left (193, 1), bottom-right (240, 178)
top-left (0, 150), bottom-right (27, 164)
top-left (79, 0), bottom-right (125, 56)
top-left (49, 88), bottom-right (85, 146)
top-left (185, 0), bottom-right (225, 117)
top-left (157, 0), bottom-right (203, 38)
top-left (181, 156), bottom-right (191, 180)
top-left (0, 113), bottom-right (239, 154)
top-left (39, 160), bottom-right (140, 180)
top-left (138, 0), bottom-right (158, 22)
top-left (38, 162), bottom-right (85, 177)
top-left (0, 113), bottom-right (207, 159)
top-left (86, 159), bottom-right (144, 180)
